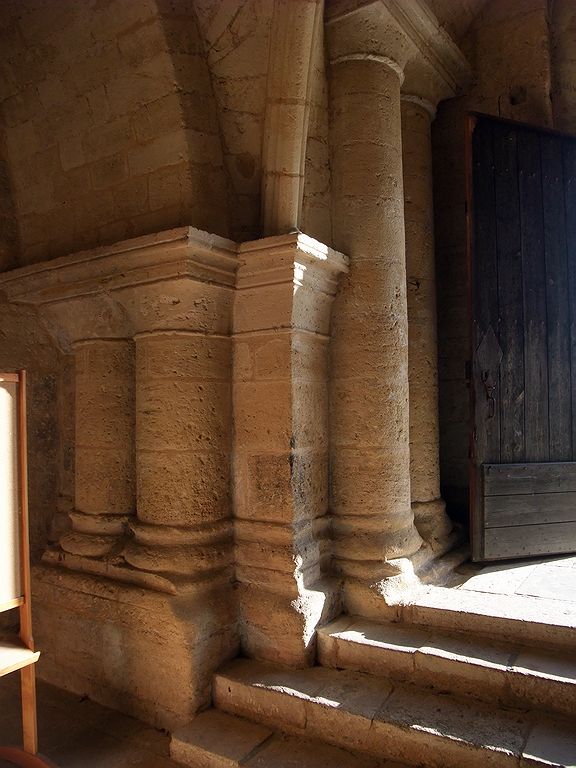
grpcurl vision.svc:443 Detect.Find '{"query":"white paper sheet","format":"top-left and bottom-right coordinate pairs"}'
top-left (0, 381), bottom-right (21, 604)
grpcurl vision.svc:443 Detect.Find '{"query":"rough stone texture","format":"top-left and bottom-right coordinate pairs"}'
top-left (61, 339), bottom-right (135, 558)
top-left (233, 234), bottom-right (347, 665)
top-left (0, 300), bottom-right (63, 558)
top-left (328, 5), bottom-right (422, 579)
top-left (32, 565), bottom-right (237, 731)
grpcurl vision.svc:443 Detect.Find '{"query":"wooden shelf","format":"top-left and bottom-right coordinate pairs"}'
top-left (0, 637), bottom-right (39, 678)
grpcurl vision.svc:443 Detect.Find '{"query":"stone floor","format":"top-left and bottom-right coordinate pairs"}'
top-left (453, 551), bottom-right (576, 608)
top-left (0, 674), bottom-right (181, 768)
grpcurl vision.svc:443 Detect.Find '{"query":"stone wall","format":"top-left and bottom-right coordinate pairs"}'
top-left (0, 301), bottom-right (67, 558)
top-left (0, 0), bottom-right (230, 265)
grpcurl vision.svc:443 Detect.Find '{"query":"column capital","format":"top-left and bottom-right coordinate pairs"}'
top-left (401, 92), bottom-right (436, 119)
top-left (327, 0), bottom-right (471, 100)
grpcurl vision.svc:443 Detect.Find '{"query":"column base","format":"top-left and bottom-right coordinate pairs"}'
top-left (123, 520), bottom-right (234, 581)
top-left (59, 511), bottom-right (131, 557)
top-left (340, 528), bottom-right (464, 621)
top-left (32, 563), bottom-right (238, 731)
top-left (412, 498), bottom-right (453, 551)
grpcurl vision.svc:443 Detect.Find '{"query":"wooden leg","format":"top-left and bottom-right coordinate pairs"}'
top-left (20, 666), bottom-right (37, 755)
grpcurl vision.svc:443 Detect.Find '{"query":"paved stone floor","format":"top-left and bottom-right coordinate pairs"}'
top-left (454, 552), bottom-right (576, 611)
top-left (0, 674), bottom-right (181, 767)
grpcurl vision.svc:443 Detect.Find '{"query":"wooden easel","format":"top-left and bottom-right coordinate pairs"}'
top-left (0, 372), bottom-right (54, 767)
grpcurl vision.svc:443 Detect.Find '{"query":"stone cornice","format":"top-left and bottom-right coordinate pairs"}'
top-left (0, 226), bottom-right (238, 305)
top-left (238, 232), bottom-right (349, 275)
top-left (326, 0), bottom-right (471, 96)
top-left (384, 0), bottom-right (471, 95)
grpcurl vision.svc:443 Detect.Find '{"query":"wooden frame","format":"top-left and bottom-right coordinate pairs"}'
top-left (0, 371), bottom-right (52, 767)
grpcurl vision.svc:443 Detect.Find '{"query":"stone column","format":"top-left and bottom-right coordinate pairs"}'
top-left (233, 233), bottom-right (348, 665)
top-left (401, 95), bottom-right (452, 549)
top-left (122, 330), bottom-right (233, 583)
top-left (329, 52), bottom-right (422, 582)
top-left (60, 339), bottom-right (135, 558)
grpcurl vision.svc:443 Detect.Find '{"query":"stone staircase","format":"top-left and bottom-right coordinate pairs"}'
top-left (171, 594), bottom-right (576, 768)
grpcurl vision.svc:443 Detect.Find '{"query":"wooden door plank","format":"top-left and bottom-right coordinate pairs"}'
top-left (563, 139), bottom-right (576, 460)
top-left (541, 135), bottom-right (572, 461)
top-left (484, 521), bottom-right (576, 559)
top-left (484, 461), bottom-right (576, 495)
top-left (472, 119), bottom-right (500, 465)
top-left (493, 123), bottom-right (525, 463)
top-left (470, 117), bottom-right (500, 560)
top-left (485, 491), bottom-right (576, 527)
top-left (518, 131), bottom-right (549, 462)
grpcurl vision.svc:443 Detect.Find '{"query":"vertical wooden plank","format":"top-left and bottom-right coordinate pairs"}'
top-left (518, 130), bottom-right (549, 462)
top-left (493, 123), bottom-right (525, 462)
top-left (564, 139), bottom-right (576, 460)
top-left (17, 370), bottom-right (38, 755)
top-left (472, 118), bottom-right (501, 465)
top-left (469, 117), bottom-right (500, 560)
top-left (21, 665), bottom-right (38, 754)
top-left (542, 135), bottom-right (572, 461)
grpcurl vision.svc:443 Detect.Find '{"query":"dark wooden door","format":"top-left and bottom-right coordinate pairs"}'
top-left (468, 113), bottom-right (576, 561)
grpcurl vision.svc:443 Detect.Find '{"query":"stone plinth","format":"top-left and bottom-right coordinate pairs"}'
top-left (233, 233), bottom-right (348, 665)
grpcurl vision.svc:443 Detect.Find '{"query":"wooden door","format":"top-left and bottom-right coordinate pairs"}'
top-left (468, 113), bottom-right (576, 561)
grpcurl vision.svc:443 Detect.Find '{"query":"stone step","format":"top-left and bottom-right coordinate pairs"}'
top-left (213, 658), bottom-right (576, 768)
top-left (170, 709), bottom-right (406, 768)
top-left (317, 616), bottom-right (576, 718)
top-left (400, 585), bottom-right (576, 652)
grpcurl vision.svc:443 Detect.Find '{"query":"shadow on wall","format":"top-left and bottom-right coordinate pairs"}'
top-left (0, 295), bottom-right (70, 560)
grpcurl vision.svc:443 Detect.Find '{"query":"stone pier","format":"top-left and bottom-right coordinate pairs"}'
top-left (233, 233), bottom-right (348, 665)
top-left (0, 228), bottom-right (240, 729)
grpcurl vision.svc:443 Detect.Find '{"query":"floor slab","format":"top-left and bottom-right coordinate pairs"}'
top-left (0, 675), bottom-right (180, 768)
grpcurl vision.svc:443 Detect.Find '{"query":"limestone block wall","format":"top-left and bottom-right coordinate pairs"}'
top-left (0, 301), bottom-right (65, 559)
top-left (0, 0), bottom-right (229, 265)
top-left (434, 0), bottom-right (554, 515)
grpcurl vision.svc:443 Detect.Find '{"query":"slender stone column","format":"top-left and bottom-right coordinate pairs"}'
top-left (330, 53), bottom-right (422, 581)
top-left (401, 96), bottom-right (452, 548)
top-left (60, 338), bottom-right (135, 558)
